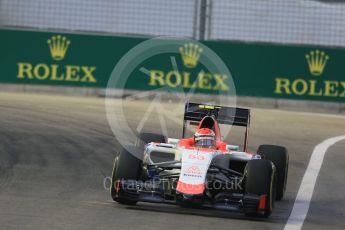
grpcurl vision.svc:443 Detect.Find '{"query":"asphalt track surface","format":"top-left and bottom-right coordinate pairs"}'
top-left (0, 92), bottom-right (345, 230)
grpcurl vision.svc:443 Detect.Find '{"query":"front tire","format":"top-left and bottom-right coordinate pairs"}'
top-left (258, 145), bottom-right (289, 200)
top-left (110, 146), bottom-right (142, 205)
top-left (244, 159), bottom-right (276, 217)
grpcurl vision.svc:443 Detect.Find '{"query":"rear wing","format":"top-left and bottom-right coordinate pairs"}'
top-left (182, 102), bottom-right (251, 151)
top-left (183, 102), bottom-right (250, 127)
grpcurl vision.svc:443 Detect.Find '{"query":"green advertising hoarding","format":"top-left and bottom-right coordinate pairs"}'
top-left (1, 28), bottom-right (345, 102)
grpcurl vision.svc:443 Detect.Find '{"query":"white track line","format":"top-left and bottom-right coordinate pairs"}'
top-left (284, 135), bottom-right (345, 230)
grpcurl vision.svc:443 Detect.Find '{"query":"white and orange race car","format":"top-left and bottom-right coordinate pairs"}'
top-left (110, 102), bottom-right (289, 217)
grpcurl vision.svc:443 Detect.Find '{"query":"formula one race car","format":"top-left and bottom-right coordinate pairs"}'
top-left (110, 102), bottom-right (289, 217)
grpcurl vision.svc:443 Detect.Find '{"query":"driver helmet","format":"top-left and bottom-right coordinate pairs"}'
top-left (194, 128), bottom-right (216, 148)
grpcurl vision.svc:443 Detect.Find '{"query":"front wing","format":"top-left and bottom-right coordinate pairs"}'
top-left (113, 179), bottom-right (264, 214)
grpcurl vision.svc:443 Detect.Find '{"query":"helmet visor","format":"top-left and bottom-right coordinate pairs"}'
top-left (195, 137), bottom-right (215, 147)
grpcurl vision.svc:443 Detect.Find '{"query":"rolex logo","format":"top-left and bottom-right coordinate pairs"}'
top-left (305, 50), bottom-right (329, 76)
top-left (47, 35), bottom-right (71, 61)
top-left (179, 43), bottom-right (203, 68)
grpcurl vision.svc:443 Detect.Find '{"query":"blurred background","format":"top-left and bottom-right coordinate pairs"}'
top-left (2, 0), bottom-right (345, 46)
top-left (1, 0), bottom-right (345, 113)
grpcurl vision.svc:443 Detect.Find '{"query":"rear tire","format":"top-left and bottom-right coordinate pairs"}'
top-left (258, 145), bottom-right (289, 200)
top-left (244, 159), bottom-right (276, 217)
top-left (110, 146), bottom-right (142, 205)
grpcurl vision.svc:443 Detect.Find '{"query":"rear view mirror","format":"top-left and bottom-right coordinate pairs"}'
top-left (226, 145), bottom-right (239, 151)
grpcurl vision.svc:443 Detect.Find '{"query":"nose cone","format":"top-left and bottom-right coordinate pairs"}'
top-left (176, 180), bottom-right (205, 195)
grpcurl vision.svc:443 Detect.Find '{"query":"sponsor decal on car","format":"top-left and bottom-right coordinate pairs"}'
top-left (183, 165), bottom-right (202, 178)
